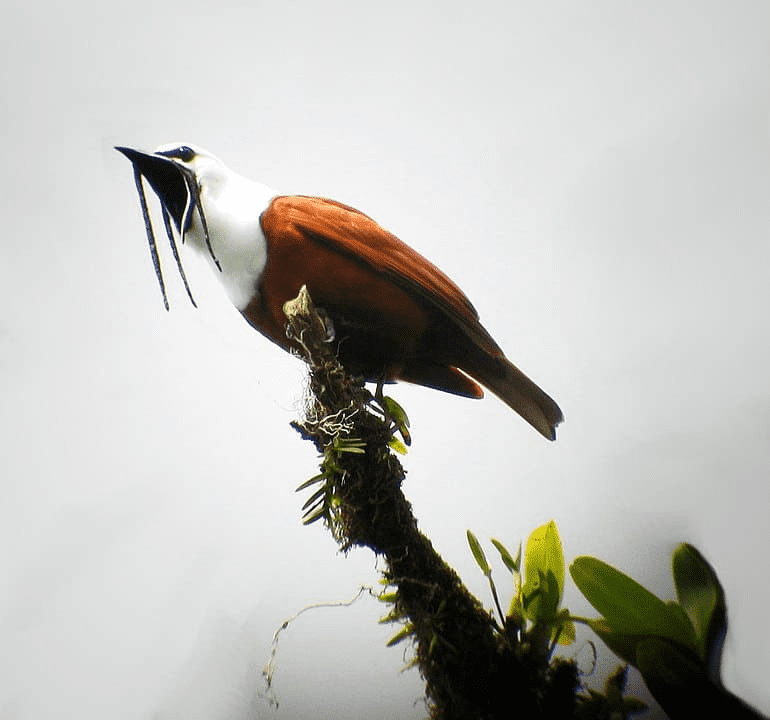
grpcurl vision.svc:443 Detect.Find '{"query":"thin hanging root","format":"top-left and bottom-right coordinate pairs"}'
top-left (132, 167), bottom-right (169, 311)
top-left (161, 208), bottom-right (197, 307)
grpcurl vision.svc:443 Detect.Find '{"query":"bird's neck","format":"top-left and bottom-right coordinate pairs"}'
top-left (185, 173), bottom-right (277, 311)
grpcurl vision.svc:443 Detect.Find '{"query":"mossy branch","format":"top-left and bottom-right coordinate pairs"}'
top-left (283, 286), bottom-right (577, 720)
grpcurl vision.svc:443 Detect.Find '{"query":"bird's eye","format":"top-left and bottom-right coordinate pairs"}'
top-left (158, 145), bottom-right (196, 162)
top-left (176, 145), bottom-right (195, 162)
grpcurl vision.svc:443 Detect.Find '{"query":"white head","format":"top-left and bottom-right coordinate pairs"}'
top-left (152, 143), bottom-right (229, 197)
top-left (117, 142), bottom-right (276, 311)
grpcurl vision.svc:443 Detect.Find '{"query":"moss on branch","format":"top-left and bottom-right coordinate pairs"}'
top-left (284, 286), bottom-right (577, 720)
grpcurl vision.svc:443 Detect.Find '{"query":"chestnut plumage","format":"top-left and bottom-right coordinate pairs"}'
top-left (117, 144), bottom-right (563, 439)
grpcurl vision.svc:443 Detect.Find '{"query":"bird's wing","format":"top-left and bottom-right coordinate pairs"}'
top-left (262, 195), bottom-right (502, 355)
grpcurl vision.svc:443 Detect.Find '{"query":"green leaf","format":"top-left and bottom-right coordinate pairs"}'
top-left (336, 438), bottom-right (366, 453)
top-left (378, 592), bottom-right (399, 604)
top-left (386, 625), bottom-right (413, 647)
top-left (466, 530), bottom-right (491, 576)
top-left (388, 437), bottom-right (408, 455)
top-left (295, 472), bottom-right (328, 492)
top-left (491, 538), bottom-right (520, 573)
top-left (302, 506), bottom-right (327, 525)
top-left (527, 521), bottom-right (564, 598)
top-left (382, 395), bottom-right (412, 445)
top-left (522, 568), bottom-right (560, 620)
top-left (522, 521), bottom-right (564, 618)
top-left (570, 556), bottom-right (696, 652)
top-left (378, 609), bottom-right (402, 624)
top-left (665, 601), bottom-right (698, 649)
top-left (301, 485), bottom-right (328, 511)
top-left (672, 543), bottom-right (726, 669)
top-left (331, 435), bottom-right (365, 452)
top-left (382, 395), bottom-right (410, 429)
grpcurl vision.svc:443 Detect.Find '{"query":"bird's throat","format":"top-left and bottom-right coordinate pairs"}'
top-left (185, 180), bottom-right (275, 311)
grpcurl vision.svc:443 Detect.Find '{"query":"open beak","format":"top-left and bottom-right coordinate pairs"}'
top-left (116, 146), bottom-right (200, 309)
top-left (115, 146), bottom-right (194, 232)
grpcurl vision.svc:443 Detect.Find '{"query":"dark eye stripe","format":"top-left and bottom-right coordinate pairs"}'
top-left (158, 145), bottom-right (195, 162)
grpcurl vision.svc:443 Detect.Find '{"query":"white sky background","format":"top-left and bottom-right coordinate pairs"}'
top-left (1, 1), bottom-right (769, 718)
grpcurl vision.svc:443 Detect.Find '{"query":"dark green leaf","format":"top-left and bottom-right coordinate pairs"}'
top-left (428, 634), bottom-right (437, 656)
top-left (523, 568), bottom-right (560, 620)
top-left (521, 582), bottom-right (542, 613)
top-left (553, 607), bottom-right (576, 646)
top-left (672, 543), bottom-right (726, 669)
top-left (543, 568), bottom-right (561, 618)
top-left (301, 485), bottom-right (328, 511)
top-left (638, 636), bottom-right (762, 719)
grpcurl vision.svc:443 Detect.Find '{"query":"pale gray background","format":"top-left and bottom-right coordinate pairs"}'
top-left (2, 1), bottom-right (769, 718)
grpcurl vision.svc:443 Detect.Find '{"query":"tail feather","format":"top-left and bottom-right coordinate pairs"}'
top-left (465, 356), bottom-right (563, 440)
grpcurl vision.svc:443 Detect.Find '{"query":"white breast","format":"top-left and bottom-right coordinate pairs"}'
top-left (185, 171), bottom-right (277, 311)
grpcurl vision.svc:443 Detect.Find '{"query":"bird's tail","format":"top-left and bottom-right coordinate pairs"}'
top-left (465, 354), bottom-right (563, 440)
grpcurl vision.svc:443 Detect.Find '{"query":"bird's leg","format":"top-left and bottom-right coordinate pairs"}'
top-left (366, 373), bottom-right (392, 427)
top-left (374, 375), bottom-right (390, 424)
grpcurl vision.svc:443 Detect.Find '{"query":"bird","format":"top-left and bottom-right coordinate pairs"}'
top-left (116, 143), bottom-right (563, 440)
